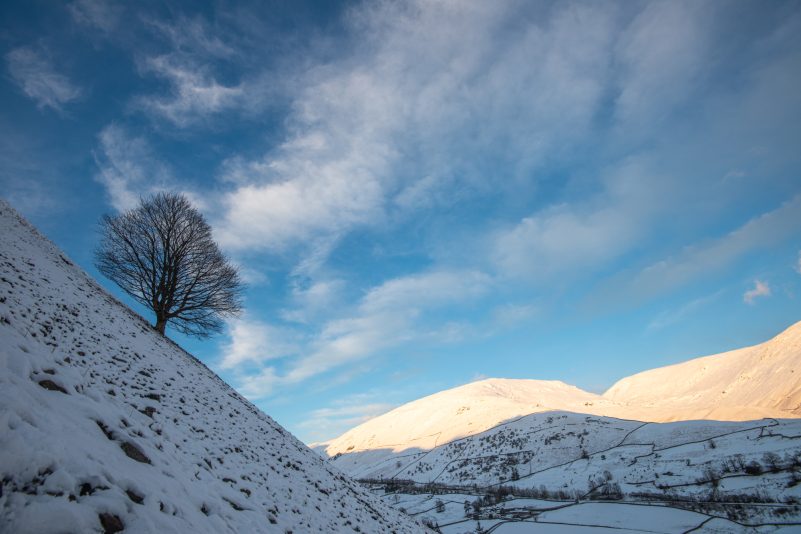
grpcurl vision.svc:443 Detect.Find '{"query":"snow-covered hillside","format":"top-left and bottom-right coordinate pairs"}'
top-left (322, 322), bottom-right (801, 459)
top-left (605, 323), bottom-right (801, 421)
top-left (323, 379), bottom-right (606, 455)
top-left (318, 312), bottom-right (801, 531)
top-left (0, 200), bottom-right (426, 533)
top-left (350, 413), bottom-right (801, 531)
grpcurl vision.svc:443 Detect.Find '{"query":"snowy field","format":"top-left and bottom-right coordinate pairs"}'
top-left (379, 491), bottom-right (801, 533)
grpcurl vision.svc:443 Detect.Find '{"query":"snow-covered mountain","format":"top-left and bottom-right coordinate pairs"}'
top-left (322, 379), bottom-right (607, 455)
top-left (317, 309), bottom-right (801, 531)
top-left (322, 321), bottom-right (801, 459)
top-left (0, 200), bottom-right (425, 533)
top-left (604, 321), bottom-right (801, 421)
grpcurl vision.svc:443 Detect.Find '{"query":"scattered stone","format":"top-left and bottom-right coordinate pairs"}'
top-left (98, 513), bottom-right (124, 534)
top-left (96, 420), bottom-right (114, 440)
top-left (126, 489), bottom-right (144, 504)
top-left (38, 379), bottom-right (67, 394)
top-left (224, 497), bottom-right (244, 511)
top-left (120, 441), bottom-right (150, 464)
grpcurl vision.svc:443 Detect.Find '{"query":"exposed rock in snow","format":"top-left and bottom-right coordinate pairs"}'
top-left (0, 200), bottom-right (426, 533)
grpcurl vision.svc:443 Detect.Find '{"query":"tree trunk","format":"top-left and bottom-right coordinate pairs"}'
top-left (155, 317), bottom-right (167, 335)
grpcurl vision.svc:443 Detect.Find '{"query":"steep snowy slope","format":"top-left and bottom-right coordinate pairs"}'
top-left (604, 322), bottom-right (801, 421)
top-left (0, 200), bottom-right (425, 533)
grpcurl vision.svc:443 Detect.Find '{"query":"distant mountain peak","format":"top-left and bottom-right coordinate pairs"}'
top-left (323, 319), bottom-right (801, 458)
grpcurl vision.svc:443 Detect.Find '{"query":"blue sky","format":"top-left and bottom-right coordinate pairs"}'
top-left (2, 0), bottom-right (801, 443)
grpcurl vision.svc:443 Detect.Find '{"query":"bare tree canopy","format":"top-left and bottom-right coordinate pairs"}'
top-left (95, 192), bottom-right (244, 338)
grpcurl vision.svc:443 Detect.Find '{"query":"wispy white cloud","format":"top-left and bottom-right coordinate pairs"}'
top-left (215, 1), bottom-right (618, 253)
top-left (298, 394), bottom-right (396, 445)
top-left (592, 194), bottom-right (801, 306)
top-left (494, 205), bottom-right (637, 282)
top-left (238, 367), bottom-right (279, 399)
top-left (647, 290), bottom-right (725, 331)
top-left (360, 270), bottom-right (491, 314)
top-left (220, 318), bottom-right (298, 370)
top-left (614, 1), bottom-right (708, 129)
top-left (285, 270), bottom-right (491, 385)
top-left (744, 280), bottom-right (771, 305)
top-left (93, 124), bottom-right (210, 214)
top-left (131, 15), bottom-right (254, 127)
top-left (5, 47), bottom-right (81, 111)
top-left (490, 304), bottom-right (538, 329)
top-left (145, 16), bottom-right (236, 59)
top-left (795, 251), bottom-right (801, 275)
top-left (190, 1), bottom-right (801, 399)
top-left (492, 157), bottom-right (668, 283)
top-left (93, 124), bottom-right (173, 211)
top-left (136, 55), bottom-right (243, 126)
top-left (281, 278), bottom-right (346, 324)
top-left (231, 269), bottom-right (491, 397)
top-left (68, 0), bottom-right (120, 33)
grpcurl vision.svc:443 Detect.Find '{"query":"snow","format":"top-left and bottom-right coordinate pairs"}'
top-left (315, 293), bottom-right (801, 532)
top-left (604, 323), bottom-right (801, 421)
top-left (337, 408), bottom-right (801, 530)
top-left (322, 320), bottom-right (801, 460)
top-left (327, 399), bottom-right (801, 530)
top-left (0, 199), bottom-right (427, 533)
top-left (324, 379), bottom-right (607, 456)
top-left (536, 502), bottom-right (708, 532)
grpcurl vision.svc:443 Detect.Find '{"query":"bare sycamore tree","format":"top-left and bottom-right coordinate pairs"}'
top-left (95, 192), bottom-right (244, 338)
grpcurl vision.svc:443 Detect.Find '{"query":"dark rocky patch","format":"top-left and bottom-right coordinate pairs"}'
top-left (120, 441), bottom-right (150, 464)
top-left (96, 420), bottom-right (114, 440)
top-left (37, 379), bottom-right (67, 394)
top-left (98, 513), bottom-right (124, 533)
top-left (126, 489), bottom-right (144, 504)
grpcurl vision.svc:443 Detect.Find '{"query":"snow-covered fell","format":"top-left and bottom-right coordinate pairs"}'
top-left (318, 316), bottom-right (801, 531)
top-left (0, 200), bottom-right (425, 533)
top-left (348, 413), bottom-right (801, 531)
top-left (323, 379), bottom-right (606, 455)
top-left (322, 322), bottom-right (801, 459)
top-left (605, 322), bottom-right (801, 421)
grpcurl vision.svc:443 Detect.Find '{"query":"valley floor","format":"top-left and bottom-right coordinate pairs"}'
top-left (374, 490), bottom-right (801, 533)
top-left (342, 413), bottom-right (801, 533)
